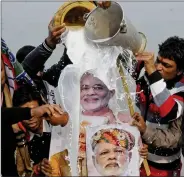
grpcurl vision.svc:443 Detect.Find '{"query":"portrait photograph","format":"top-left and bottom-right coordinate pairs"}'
top-left (86, 124), bottom-right (141, 176)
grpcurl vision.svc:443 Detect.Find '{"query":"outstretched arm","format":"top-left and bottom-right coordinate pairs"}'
top-left (132, 112), bottom-right (182, 148)
top-left (22, 20), bottom-right (66, 77)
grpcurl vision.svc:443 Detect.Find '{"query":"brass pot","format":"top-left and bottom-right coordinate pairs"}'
top-left (53, 1), bottom-right (96, 29)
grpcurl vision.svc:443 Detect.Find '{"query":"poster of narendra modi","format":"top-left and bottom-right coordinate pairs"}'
top-left (86, 124), bottom-right (141, 176)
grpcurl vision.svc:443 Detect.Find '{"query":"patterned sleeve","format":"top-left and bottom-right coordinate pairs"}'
top-left (22, 39), bottom-right (54, 77)
top-left (147, 71), bottom-right (184, 122)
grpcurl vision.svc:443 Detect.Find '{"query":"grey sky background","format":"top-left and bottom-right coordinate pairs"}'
top-left (2, 1), bottom-right (184, 68)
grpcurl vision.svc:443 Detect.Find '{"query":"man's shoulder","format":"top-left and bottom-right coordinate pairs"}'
top-left (170, 75), bottom-right (184, 95)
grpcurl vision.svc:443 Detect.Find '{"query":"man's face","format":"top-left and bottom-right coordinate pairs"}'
top-left (21, 100), bottom-right (42, 133)
top-left (93, 142), bottom-right (130, 176)
top-left (1, 59), bottom-right (6, 89)
top-left (80, 74), bottom-right (114, 112)
top-left (155, 56), bottom-right (180, 80)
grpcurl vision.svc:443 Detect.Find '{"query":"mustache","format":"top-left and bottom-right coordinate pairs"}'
top-left (104, 161), bottom-right (120, 168)
top-left (83, 96), bottom-right (100, 100)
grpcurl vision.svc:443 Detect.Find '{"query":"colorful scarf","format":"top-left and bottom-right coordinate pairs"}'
top-left (1, 38), bottom-right (35, 96)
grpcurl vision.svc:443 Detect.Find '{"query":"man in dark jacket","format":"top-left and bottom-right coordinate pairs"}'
top-left (1, 38), bottom-right (65, 176)
top-left (16, 21), bottom-right (72, 104)
top-left (1, 105), bottom-right (62, 176)
top-left (16, 45), bottom-right (72, 88)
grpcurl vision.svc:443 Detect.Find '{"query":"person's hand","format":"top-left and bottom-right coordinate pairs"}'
top-left (97, 1), bottom-right (111, 9)
top-left (38, 158), bottom-right (52, 177)
top-left (43, 104), bottom-right (69, 126)
top-left (31, 104), bottom-right (64, 118)
top-left (46, 19), bottom-right (66, 48)
top-left (131, 112), bottom-right (147, 134)
top-left (139, 144), bottom-right (148, 159)
top-left (136, 52), bottom-right (156, 75)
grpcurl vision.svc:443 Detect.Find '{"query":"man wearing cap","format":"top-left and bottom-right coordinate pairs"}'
top-left (91, 128), bottom-right (135, 176)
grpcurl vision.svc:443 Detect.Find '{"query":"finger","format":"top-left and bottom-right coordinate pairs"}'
top-left (137, 52), bottom-right (153, 56)
top-left (48, 18), bottom-right (54, 30)
top-left (30, 121), bottom-right (39, 127)
top-left (29, 123), bottom-right (38, 128)
top-left (135, 115), bottom-right (144, 122)
top-left (131, 120), bottom-right (141, 127)
top-left (141, 52), bottom-right (154, 56)
top-left (41, 162), bottom-right (52, 172)
top-left (27, 120), bottom-right (37, 125)
top-left (143, 144), bottom-right (148, 148)
top-left (41, 166), bottom-right (52, 175)
top-left (132, 113), bottom-right (141, 122)
top-left (42, 163), bottom-right (51, 170)
top-left (132, 112), bottom-right (140, 119)
top-left (28, 122), bottom-right (39, 129)
top-left (136, 53), bottom-right (154, 61)
top-left (136, 56), bottom-right (150, 61)
top-left (28, 118), bottom-right (38, 124)
top-left (52, 24), bottom-right (66, 32)
top-left (97, 2), bottom-right (103, 7)
top-left (44, 107), bottom-right (52, 116)
top-left (102, 4), bottom-right (107, 9)
top-left (136, 51), bottom-right (153, 56)
top-left (43, 158), bottom-right (50, 165)
top-left (22, 120), bottom-right (29, 124)
top-left (136, 52), bottom-right (153, 57)
top-left (140, 153), bottom-right (148, 157)
top-left (41, 168), bottom-right (51, 176)
top-left (53, 27), bottom-right (66, 37)
top-left (43, 158), bottom-right (49, 163)
top-left (52, 105), bottom-right (64, 115)
top-left (139, 146), bottom-right (148, 151)
top-left (102, 1), bottom-right (111, 8)
top-left (46, 105), bottom-right (56, 116)
top-left (139, 145), bottom-right (148, 153)
top-left (139, 149), bottom-right (148, 153)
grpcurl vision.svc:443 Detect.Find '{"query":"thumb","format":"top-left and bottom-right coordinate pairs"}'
top-left (43, 158), bottom-right (50, 164)
top-left (131, 120), bottom-right (141, 127)
top-left (48, 18), bottom-right (54, 30)
top-left (132, 112), bottom-right (142, 122)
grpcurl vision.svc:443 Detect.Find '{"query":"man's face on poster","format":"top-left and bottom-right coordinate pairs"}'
top-left (93, 142), bottom-right (131, 176)
top-left (80, 74), bottom-right (115, 112)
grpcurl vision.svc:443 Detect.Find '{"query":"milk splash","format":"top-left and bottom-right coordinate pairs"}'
top-left (57, 28), bottom-right (139, 176)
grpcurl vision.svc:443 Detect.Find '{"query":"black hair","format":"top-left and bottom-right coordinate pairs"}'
top-left (158, 36), bottom-right (184, 72)
top-left (16, 45), bottom-right (36, 63)
top-left (13, 83), bottom-right (44, 107)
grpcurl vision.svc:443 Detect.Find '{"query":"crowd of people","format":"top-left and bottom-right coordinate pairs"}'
top-left (1, 1), bottom-right (184, 177)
